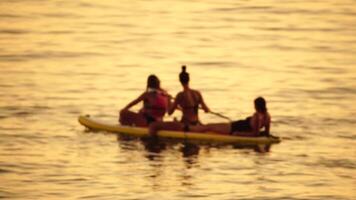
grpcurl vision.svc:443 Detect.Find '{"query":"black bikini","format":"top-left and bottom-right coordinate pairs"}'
top-left (143, 113), bottom-right (156, 125)
top-left (230, 117), bottom-right (252, 134)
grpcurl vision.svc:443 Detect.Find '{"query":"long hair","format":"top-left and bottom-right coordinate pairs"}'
top-left (147, 74), bottom-right (160, 90)
top-left (254, 97), bottom-right (267, 113)
top-left (179, 65), bottom-right (189, 85)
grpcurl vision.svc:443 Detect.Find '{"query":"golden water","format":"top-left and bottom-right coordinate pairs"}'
top-left (0, 0), bottom-right (355, 199)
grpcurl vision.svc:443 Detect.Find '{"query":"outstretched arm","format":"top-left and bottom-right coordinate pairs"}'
top-left (199, 92), bottom-right (210, 113)
top-left (122, 92), bottom-right (146, 111)
top-left (265, 115), bottom-right (271, 136)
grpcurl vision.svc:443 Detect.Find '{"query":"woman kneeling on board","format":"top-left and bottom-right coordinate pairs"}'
top-left (119, 74), bottom-right (171, 127)
top-left (149, 97), bottom-right (271, 137)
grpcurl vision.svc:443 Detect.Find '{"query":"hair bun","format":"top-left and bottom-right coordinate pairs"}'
top-left (181, 65), bottom-right (186, 73)
top-left (179, 65), bottom-right (190, 84)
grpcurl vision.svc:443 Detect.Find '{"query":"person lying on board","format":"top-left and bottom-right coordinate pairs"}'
top-left (149, 97), bottom-right (271, 137)
top-left (119, 74), bottom-right (171, 127)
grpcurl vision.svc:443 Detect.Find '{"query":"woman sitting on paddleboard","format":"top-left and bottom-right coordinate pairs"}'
top-left (119, 74), bottom-right (171, 127)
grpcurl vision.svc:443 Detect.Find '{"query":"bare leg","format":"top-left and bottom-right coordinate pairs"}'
top-left (190, 123), bottom-right (231, 135)
top-left (202, 123), bottom-right (256, 136)
top-left (149, 121), bottom-right (184, 135)
top-left (119, 110), bottom-right (147, 127)
top-left (232, 131), bottom-right (257, 137)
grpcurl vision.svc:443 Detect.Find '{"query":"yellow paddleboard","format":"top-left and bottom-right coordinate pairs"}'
top-left (78, 115), bottom-right (281, 145)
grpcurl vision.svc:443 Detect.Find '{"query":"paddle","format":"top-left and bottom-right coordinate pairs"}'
top-left (168, 96), bottom-right (232, 122)
top-left (177, 106), bottom-right (232, 122)
top-left (207, 110), bottom-right (232, 122)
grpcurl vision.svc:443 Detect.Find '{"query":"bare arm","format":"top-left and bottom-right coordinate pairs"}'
top-left (122, 92), bottom-right (146, 111)
top-left (199, 92), bottom-right (210, 113)
top-left (159, 89), bottom-right (173, 112)
top-left (168, 94), bottom-right (179, 115)
top-left (265, 114), bottom-right (271, 136)
top-left (252, 113), bottom-right (260, 136)
top-left (165, 91), bottom-right (173, 113)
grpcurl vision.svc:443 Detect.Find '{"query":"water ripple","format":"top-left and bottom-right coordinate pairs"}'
top-left (317, 158), bottom-right (356, 169)
top-left (0, 1), bottom-right (355, 199)
top-left (0, 168), bottom-right (13, 174)
top-left (0, 14), bottom-right (26, 19)
top-left (0, 29), bottom-right (30, 35)
top-left (36, 12), bottom-right (83, 19)
top-left (0, 51), bottom-right (108, 61)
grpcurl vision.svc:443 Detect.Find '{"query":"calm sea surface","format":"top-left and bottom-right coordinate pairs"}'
top-left (0, 0), bottom-right (355, 199)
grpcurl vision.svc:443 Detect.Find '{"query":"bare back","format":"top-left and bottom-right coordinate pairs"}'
top-left (250, 112), bottom-right (271, 134)
top-left (142, 90), bottom-right (168, 120)
top-left (175, 89), bottom-right (201, 124)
